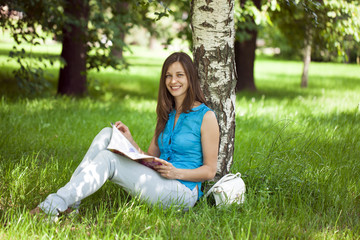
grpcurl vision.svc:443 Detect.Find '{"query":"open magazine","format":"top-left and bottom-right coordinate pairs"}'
top-left (107, 123), bottom-right (162, 170)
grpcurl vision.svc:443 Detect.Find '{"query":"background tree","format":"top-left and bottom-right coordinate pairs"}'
top-left (0, 0), bottom-right (162, 96)
top-left (234, 0), bottom-right (261, 92)
top-left (110, 1), bottom-right (129, 59)
top-left (270, 0), bottom-right (321, 88)
top-left (0, 0), bottom-right (64, 94)
top-left (191, 0), bottom-right (236, 177)
top-left (269, 0), bottom-right (360, 87)
top-left (57, 0), bottom-right (89, 95)
top-left (233, 0), bottom-right (279, 92)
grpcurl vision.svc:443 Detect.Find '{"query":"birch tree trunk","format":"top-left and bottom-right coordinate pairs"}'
top-left (191, 0), bottom-right (236, 178)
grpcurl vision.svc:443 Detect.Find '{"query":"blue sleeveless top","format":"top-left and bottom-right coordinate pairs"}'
top-left (158, 103), bottom-right (213, 198)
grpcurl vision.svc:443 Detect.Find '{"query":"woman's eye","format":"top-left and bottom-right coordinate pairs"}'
top-left (177, 74), bottom-right (184, 77)
top-left (166, 75), bottom-right (171, 79)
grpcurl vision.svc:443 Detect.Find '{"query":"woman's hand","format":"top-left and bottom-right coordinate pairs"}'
top-left (153, 158), bottom-right (180, 180)
top-left (114, 121), bottom-right (134, 142)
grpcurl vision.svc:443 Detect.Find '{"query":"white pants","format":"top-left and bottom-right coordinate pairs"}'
top-left (39, 128), bottom-right (198, 215)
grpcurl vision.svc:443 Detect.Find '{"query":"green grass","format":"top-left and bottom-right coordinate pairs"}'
top-left (0, 39), bottom-right (360, 239)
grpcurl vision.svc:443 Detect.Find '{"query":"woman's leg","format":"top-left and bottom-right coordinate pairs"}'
top-left (38, 149), bottom-right (197, 215)
top-left (37, 127), bottom-right (111, 215)
top-left (109, 154), bottom-right (198, 210)
top-left (38, 149), bottom-right (117, 215)
top-left (73, 127), bottom-right (197, 209)
top-left (68, 127), bottom-right (113, 210)
top-left (70, 127), bottom-right (112, 180)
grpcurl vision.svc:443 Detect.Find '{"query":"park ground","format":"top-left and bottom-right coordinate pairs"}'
top-left (0, 40), bottom-right (360, 239)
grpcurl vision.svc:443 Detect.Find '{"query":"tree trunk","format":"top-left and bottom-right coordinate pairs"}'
top-left (57, 0), bottom-right (89, 96)
top-left (234, 33), bottom-right (257, 91)
top-left (111, 1), bottom-right (129, 59)
top-left (235, 0), bottom-right (261, 92)
top-left (191, 0), bottom-right (236, 178)
top-left (301, 27), bottom-right (312, 88)
top-left (111, 31), bottom-right (126, 59)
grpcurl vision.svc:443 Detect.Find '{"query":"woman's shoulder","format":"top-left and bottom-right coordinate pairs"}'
top-left (198, 104), bottom-right (217, 125)
top-left (202, 109), bottom-right (217, 122)
top-left (201, 110), bottom-right (218, 132)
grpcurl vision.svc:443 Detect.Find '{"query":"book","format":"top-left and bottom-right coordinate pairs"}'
top-left (107, 123), bottom-right (162, 170)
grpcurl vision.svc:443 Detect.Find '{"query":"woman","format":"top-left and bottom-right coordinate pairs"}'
top-left (30, 52), bottom-right (219, 217)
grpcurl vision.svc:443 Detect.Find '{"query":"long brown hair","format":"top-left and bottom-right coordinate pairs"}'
top-left (155, 52), bottom-right (207, 144)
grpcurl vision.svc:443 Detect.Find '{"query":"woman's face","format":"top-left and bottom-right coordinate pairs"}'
top-left (165, 61), bottom-right (189, 103)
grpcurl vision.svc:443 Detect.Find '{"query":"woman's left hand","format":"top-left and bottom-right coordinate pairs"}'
top-left (153, 158), bottom-right (180, 180)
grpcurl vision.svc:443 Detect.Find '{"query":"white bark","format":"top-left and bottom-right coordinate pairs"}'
top-left (191, 0), bottom-right (236, 177)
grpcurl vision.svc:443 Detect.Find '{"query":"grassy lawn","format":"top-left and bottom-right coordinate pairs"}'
top-left (0, 39), bottom-right (360, 239)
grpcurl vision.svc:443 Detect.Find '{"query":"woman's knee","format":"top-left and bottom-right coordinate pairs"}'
top-left (93, 127), bottom-right (112, 142)
top-left (99, 127), bottom-right (112, 137)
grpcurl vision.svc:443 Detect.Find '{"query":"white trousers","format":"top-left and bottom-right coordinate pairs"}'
top-left (39, 128), bottom-right (198, 215)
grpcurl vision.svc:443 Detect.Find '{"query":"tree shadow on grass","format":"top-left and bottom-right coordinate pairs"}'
top-left (0, 47), bottom-right (60, 59)
top-left (237, 87), bottom-right (313, 101)
top-left (238, 73), bottom-right (360, 101)
top-left (88, 73), bottom-right (159, 102)
top-left (0, 67), bottom-right (160, 102)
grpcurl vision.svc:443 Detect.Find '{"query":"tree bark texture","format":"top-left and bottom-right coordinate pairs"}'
top-left (235, 0), bottom-right (261, 92)
top-left (301, 27), bottom-right (312, 88)
top-left (191, 0), bottom-right (236, 178)
top-left (57, 0), bottom-right (89, 96)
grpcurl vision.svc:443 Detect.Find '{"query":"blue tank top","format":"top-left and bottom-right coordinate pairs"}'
top-left (158, 103), bottom-right (213, 198)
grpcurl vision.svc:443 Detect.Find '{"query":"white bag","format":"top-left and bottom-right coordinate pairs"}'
top-left (204, 172), bottom-right (246, 206)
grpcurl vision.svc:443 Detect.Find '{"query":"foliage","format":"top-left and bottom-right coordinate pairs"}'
top-left (234, 0), bottom-right (266, 42)
top-left (0, 0), bottom-right (64, 93)
top-left (7, 46), bottom-right (56, 95)
top-left (0, 46), bottom-right (360, 238)
top-left (166, 0), bottom-right (191, 49)
top-left (267, 0), bottom-right (360, 62)
top-left (131, 0), bottom-right (191, 50)
top-left (0, 0), bottom-right (172, 94)
top-left (233, 0), bottom-right (279, 42)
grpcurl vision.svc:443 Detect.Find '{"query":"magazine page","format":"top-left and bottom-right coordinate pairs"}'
top-left (107, 125), bottom-right (154, 160)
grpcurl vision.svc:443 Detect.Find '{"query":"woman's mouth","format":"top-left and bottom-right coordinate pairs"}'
top-left (170, 86), bottom-right (181, 90)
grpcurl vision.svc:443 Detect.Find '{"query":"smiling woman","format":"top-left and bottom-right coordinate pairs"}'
top-left (165, 62), bottom-right (189, 105)
top-left (30, 52), bottom-right (220, 219)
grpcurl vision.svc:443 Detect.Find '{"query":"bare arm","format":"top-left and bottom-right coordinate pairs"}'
top-left (154, 111), bottom-right (219, 181)
top-left (147, 135), bottom-right (161, 157)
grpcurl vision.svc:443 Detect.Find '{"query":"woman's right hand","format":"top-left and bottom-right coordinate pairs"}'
top-left (114, 121), bottom-right (134, 142)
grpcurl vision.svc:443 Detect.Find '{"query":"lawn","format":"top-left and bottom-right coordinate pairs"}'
top-left (0, 39), bottom-right (360, 239)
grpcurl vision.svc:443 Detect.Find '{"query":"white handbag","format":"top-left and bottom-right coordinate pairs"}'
top-left (204, 172), bottom-right (246, 206)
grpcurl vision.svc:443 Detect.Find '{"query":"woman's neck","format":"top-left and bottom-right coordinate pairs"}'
top-left (174, 100), bottom-right (201, 113)
top-left (174, 98), bottom-right (184, 112)
top-left (175, 105), bottom-right (182, 113)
